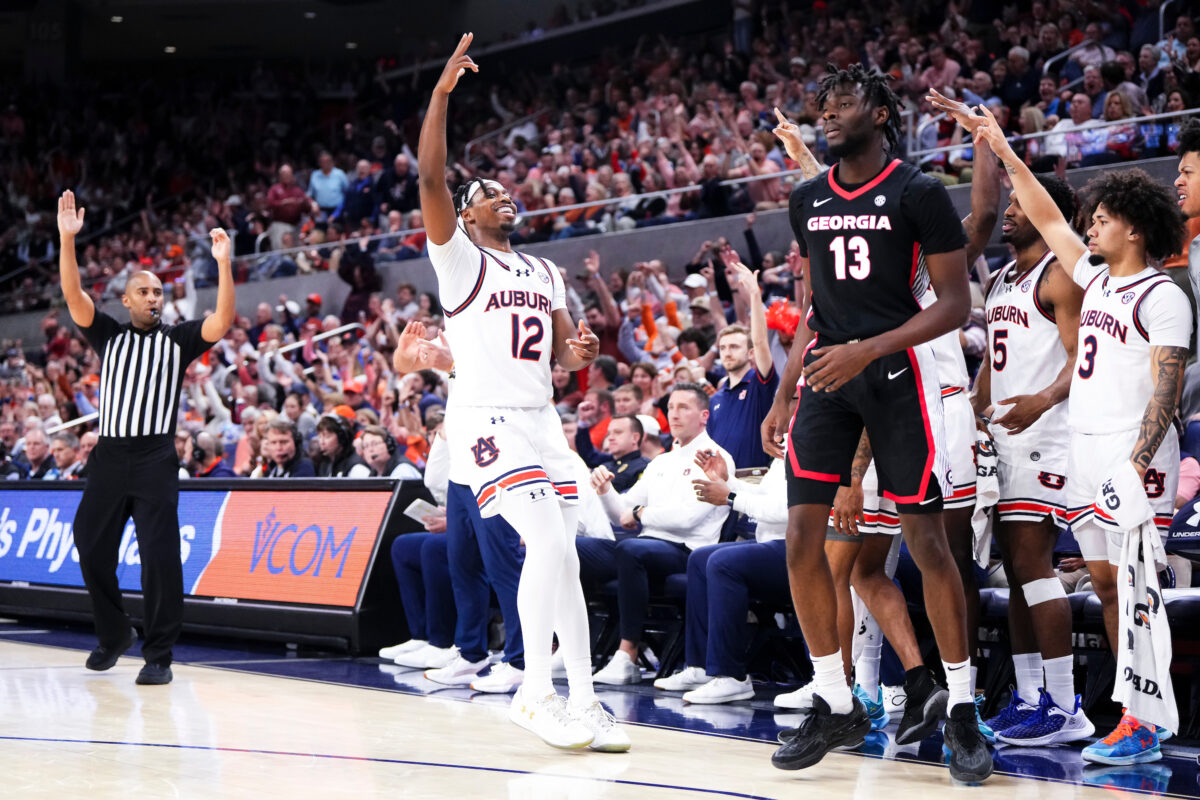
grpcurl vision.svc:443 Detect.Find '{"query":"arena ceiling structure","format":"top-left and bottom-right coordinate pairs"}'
top-left (1, 0), bottom-right (714, 75)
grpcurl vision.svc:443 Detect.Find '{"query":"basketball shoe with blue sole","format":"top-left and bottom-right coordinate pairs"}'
top-left (1082, 714), bottom-right (1161, 766)
top-left (853, 684), bottom-right (891, 732)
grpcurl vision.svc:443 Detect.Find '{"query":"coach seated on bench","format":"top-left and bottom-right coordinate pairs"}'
top-left (653, 400), bottom-right (792, 704)
top-left (582, 383), bottom-right (736, 685)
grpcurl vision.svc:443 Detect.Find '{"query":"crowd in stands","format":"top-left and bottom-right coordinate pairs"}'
top-left (4, 0), bottom-right (1198, 316)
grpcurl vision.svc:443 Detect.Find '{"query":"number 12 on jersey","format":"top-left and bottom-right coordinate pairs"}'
top-left (829, 235), bottom-right (871, 280)
top-left (511, 314), bottom-right (545, 361)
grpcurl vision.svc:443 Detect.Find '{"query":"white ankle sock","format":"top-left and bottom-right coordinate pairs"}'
top-left (943, 659), bottom-right (972, 707)
top-left (813, 651), bottom-right (852, 713)
top-left (855, 641), bottom-right (882, 696)
top-left (1042, 655), bottom-right (1075, 708)
top-left (970, 665), bottom-right (978, 697)
top-left (1012, 652), bottom-right (1043, 702)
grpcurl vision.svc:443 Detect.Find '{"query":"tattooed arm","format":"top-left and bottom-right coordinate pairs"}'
top-left (1130, 345), bottom-right (1187, 477)
top-left (831, 432), bottom-right (872, 536)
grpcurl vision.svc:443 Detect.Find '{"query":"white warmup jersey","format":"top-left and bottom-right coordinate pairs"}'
top-left (984, 252), bottom-right (1070, 470)
top-left (918, 289), bottom-right (975, 508)
top-left (918, 289), bottom-right (971, 390)
top-left (1069, 254), bottom-right (1192, 435)
top-left (427, 226), bottom-right (566, 411)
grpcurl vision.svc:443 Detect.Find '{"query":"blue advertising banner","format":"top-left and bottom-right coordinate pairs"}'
top-left (0, 487), bottom-right (390, 607)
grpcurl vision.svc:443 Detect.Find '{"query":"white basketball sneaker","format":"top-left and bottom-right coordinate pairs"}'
top-left (510, 688), bottom-right (594, 750)
top-left (682, 675), bottom-right (754, 705)
top-left (773, 679), bottom-right (817, 709)
top-left (470, 662), bottom-right (524, 694)
top-left (593, 651), bottom-right (641, 685)
top-left (394, 644), bottom-right (459, 670)
top-left (571, 699), bottom-right (632, 752)
top-left (379, 639), bottom-right (426, 660)
top-left (653, 666), bottom-right (711, 692)
top-left (425, 653), bottom-right (490, 685)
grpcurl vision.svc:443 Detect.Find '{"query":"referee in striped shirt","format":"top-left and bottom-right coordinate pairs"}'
top-left (57, 190), bottom-right (236, 685)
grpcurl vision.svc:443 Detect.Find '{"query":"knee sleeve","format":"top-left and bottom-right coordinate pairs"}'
top-left (1021, 576), bottom-right (1067, 607)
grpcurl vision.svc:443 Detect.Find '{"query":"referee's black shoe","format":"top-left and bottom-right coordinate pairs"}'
top-left (943, 702), bottom-right (993, 783)
top-left (896, 667), bottom-right (948, 744)
top-left (85, 626), bottom-right (137, 671)
top-left (771, 695), bottom-right (870, 771)
top-left (135, 663), bottom-right (173, 685)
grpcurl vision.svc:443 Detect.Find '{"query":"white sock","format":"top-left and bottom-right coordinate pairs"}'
top-left (970, 665), bottom-right (978, 697)
top-left (813, 651), bottom-right (853, 713)
top-left (855, 640), bottom-right (882, 696)
top-left (1012, 652), bottom-right (1043, 702)
top-left (943, 659), bottom-right (972, 708)
top-left (1043, 655), bottom-right (1075, 709)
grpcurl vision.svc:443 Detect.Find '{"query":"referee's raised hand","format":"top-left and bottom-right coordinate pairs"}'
top-left (58, 190), bottom-right (85, 237)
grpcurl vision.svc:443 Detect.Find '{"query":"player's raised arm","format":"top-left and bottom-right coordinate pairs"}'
top-left (963, 137), bottom-right (1000, 265)
top-left (418, 33), bottom-right (478, 246)
top-left (57, 190), bottom-right (95, 328)
top-left (973, 105), bottom-right (1086, 272)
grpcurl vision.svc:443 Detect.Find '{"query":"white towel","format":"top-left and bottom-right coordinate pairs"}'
top-left (971, 430), bottom-right (1000, 569)
top-left (1094, 460), bottom-right (1154, 534)
top-left (1114, 519), bottom-right (1178, 735)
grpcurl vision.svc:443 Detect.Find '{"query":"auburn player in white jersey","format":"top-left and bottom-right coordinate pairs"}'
top-left (975, 107), bottom-right (1190, 766)
top-left (417, 34), bottom-right (629, 753)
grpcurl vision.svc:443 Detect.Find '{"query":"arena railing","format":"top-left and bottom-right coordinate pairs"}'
top-left (906, 105), bottom-right (1200, 162)
top-left (1043, 38), bottom-right (1101, 77)
top-left (45, 323), bottom-right (367, 436)
top-left (464, 108), bottom-right (551, 164)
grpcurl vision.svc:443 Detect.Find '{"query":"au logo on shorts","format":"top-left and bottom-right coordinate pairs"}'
top-left (471, 436), bottom-right (501, 467)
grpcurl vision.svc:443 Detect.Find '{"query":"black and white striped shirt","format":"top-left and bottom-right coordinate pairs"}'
top-left (79, 311), bottom-right (212, 439)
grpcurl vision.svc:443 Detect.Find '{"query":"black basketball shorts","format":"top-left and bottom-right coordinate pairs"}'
top-left (785, 342), bottom-right (951, 514)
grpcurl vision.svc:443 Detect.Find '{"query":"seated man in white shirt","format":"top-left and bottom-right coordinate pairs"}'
top-left (583, 383), bottom-right (736, 685)
top-left (651, 399), bottom-right (792, 704)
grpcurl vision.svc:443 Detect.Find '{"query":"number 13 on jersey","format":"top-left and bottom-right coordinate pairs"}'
top-left (830, 235), bottom-right (871, 280)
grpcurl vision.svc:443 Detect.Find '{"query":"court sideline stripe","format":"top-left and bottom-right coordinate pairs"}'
top-left (0, 735), bottom-right (779, 799)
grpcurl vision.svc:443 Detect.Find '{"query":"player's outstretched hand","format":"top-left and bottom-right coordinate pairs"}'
top-left (771, 106), bottom-right (812, 165)
top-left (803, 342), bottom-right (875, 393)
top-left (831, 484), bottom-right (865, 537)
top-left (210, 228), bottom-right (231, 262)
top-left (971, 104), bottom-right (1017, 162)
top-left (925, 89), bottom-right (985, 134)
top-left (994, 393), bottom-right (1052, 434)
top-left (694, 449), bottom-right (729, 481)
top-left (566, 318), bottom-right (600, 363)
top-left (58, 190), bottom-right (85, 237)
top-left (692, 477), bottom-right (730, 506)
top-left (435, 33), bottom-right (478, 96)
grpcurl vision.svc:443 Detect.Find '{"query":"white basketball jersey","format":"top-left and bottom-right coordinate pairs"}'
top-left (1069, 255), bottom-right (1192, 434)
top-left (918, 289), bottom-right (970, 389)
top-left (428, 226), bottom-right (566, 410)
top-left (984, 252), bottom-right (1069, 469)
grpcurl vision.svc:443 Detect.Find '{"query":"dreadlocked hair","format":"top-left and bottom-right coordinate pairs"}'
top-left (816, 62), bottom-right (903, 154)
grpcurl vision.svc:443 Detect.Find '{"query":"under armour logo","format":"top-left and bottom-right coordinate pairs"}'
top-left (530, 488), bottom-right (547, 500)
top-left (515, 267), bottom-right (533, 277)
top-left (491, 416), bottom-right (506, 424)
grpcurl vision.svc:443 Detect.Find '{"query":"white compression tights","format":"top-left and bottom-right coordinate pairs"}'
top-left (499, 495), bottom-right (595, 704)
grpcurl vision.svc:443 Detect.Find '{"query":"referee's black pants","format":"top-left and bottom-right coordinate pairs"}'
top-left (74, 436), bottom-right (183, 667)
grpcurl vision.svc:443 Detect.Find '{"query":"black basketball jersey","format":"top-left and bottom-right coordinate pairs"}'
top-left (789, 159), bottom-right (966, 343)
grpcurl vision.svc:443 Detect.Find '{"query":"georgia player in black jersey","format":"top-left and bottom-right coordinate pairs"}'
top-left (763, 65), bottom-right (991, 783)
